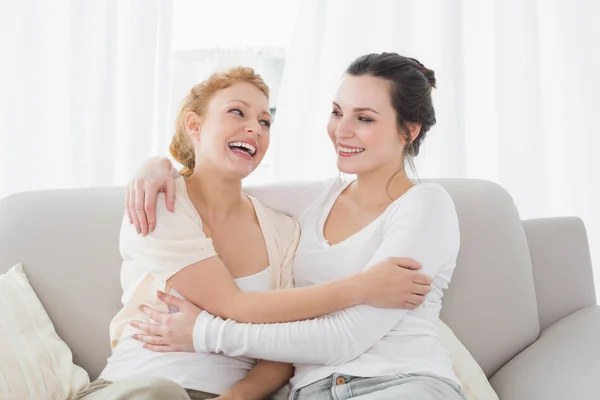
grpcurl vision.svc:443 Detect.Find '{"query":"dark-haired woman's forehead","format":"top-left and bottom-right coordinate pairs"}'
top-left (333, 74), bottom-right (395, 116)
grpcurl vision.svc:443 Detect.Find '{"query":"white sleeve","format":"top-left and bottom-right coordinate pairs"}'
top-left (193, 185), bottom-right (460, 365)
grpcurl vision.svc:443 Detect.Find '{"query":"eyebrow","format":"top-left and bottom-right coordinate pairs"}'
top-left (227, 99), bottom-right (271, 118)
top-left (332, 101), bottom-right (379, 115)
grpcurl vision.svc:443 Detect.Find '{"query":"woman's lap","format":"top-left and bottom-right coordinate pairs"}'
top-left (292, 373), bottom-right (466, 400)
top-left (350, 377), bottom-right (464, 400)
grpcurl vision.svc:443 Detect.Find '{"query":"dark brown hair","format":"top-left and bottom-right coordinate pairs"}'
top-left (346, 52), bottom-right (436, 174)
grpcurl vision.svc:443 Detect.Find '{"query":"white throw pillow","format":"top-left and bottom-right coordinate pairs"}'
top-left (438, 319), bottom-right (499, 400)
top-left (0, 264), bottom-right (89, 399)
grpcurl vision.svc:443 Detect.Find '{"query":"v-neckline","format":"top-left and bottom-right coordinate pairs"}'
top-left (180, 178), bottom-right (274, 271)
top-left (318, 179), bottom-right (419, 248)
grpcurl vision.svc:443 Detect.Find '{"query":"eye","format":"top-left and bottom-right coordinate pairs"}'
top-left (331, 109), bottom-right (342, 116)
top-left (259, 119), bottom-right (271, 128)
top-left (229, 108), bottom-right (244, 117)
top-left (358, 116), bottom-right (373, 123)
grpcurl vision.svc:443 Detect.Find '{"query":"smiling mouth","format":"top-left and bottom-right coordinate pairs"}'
top-left (228, 141), bottom-right (256, 157)
top-left (338, 145), bottom-right (365, 157)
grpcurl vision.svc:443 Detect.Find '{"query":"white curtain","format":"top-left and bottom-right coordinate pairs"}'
top-left (0, 0), bottom-right (174, 198)
top-left (271, 0), bottom-right (600, 283)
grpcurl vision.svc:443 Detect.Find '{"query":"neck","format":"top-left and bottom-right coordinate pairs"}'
top-left (352, 162), bottom-right (413, 207)
top-left (186, 165), bottom-right (244, 225)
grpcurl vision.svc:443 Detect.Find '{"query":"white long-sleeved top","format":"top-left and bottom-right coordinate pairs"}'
top-left (193, 179), bottom-right (461, 392)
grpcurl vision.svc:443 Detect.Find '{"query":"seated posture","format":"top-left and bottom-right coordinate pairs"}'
top-left (76, 65), bottom-right (431, 400)
top-left (129, 54), bottom-right (467, 400)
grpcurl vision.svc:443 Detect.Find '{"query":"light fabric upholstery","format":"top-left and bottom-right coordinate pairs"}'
top-left (430, 179), bottom-right (540, 377)
top-left (0, 187), bottom-right (125, 380)
top-left (437, 320), bottom-right (499, 400)
top-left (489, 306), bottom-right (600, 399)
top-left (0, 264), bottom-right (89, 399)
top-left (523, 217), bottom-right (596, 330)
top-left (0, 179), bottom-right (597, 399)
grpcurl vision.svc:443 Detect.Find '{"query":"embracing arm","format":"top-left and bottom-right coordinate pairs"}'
top-left (192, 186), bottom-right (460, 365)
top-left (124, 187), bottom-right (424, 326)
top-left (167, 254), bottom-right (368, 324)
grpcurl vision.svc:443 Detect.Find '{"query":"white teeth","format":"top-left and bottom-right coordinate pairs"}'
top-left (228, 141), bottom-right (256, 156)
top-left (339, 146), bottom-right (364, 154)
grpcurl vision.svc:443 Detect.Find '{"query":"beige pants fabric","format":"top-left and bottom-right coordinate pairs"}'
top-left (75, 378), bottom-right (219, 400)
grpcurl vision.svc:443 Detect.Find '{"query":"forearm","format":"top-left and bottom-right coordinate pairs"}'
top-left (195, 305), bottom-right (405, 365)
top-left (219, 360), bottom-right (293, 400)
top-left (223, 275), bottom-right (366, 323)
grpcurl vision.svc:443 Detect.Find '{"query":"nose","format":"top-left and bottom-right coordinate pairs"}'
top-left (335, 116), bottom-right (354, 139)
top-left (244, 120), bottom-right (262, 136)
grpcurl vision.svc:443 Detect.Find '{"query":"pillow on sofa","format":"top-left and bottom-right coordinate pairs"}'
top-left (438, 319), bottom-right (499, 400)
top-left (0, 264), bottom-right (89, 399)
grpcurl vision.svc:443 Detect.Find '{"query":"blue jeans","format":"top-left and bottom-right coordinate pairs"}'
top-left (291, 373), bottom-right (466, 400)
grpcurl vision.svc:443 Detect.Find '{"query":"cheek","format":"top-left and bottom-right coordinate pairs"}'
top-left (327, 117), bottom-right (337, 143)
top-left (357, 126), bottom-right (397, 153)
top-left (259, 134), bottom-right (270, 154)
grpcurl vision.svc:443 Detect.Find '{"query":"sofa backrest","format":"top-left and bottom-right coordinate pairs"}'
top-left (0, 179), bottom-right (540, 379)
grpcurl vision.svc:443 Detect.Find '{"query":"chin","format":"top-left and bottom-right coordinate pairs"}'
top-left (222, 157), bottom-right (260, 179)
top-left (235, 164), bottom-right (260, 180)
top-left (337, 159), bottom-right (362, 175)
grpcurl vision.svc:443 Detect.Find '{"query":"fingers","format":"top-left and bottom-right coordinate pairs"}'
top-left (142, 344), bottom-right (177, 353)
top-left (157, 291), bottom-right (185, 310)
top-left (389, 257), bottom-right (421, 270)
top-left (139, 305), bottom-right (168, 324)
top-left (128, 183), bottom-right (141, 235)
top-left (412, 283), bottom-right (432, 296)
top-left (134, 180), bottom-right (149, 236)
top-left (145, 187), bottom-right (157, 234)
top-left (129, 320), bottom-right (162, 335)
top-left (165, 177), bottom-right (176, 213)
top-left (412, 272), bottom-right (433, 286)
top-left (125, 186), bottom-right (133, 225)
top-left (408, 294), bottom-right (426, 307)
top-left (132, 334), bottom-right (169, 346)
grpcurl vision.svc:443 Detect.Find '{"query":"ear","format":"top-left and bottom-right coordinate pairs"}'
top-left (401, 122), bottom-right (421, 145)
top-left (184, 112), bottom-right (203, 140)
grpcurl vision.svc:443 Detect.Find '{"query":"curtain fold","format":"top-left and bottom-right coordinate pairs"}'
top-left (0, 0), bottom-right (174, 197)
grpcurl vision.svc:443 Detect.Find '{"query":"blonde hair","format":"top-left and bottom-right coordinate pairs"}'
top-left (170, 66), bottom-right (270, 178)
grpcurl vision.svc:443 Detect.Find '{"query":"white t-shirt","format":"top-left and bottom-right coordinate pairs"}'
top-left (100, 268), bottom-right (270, 394)
top-left (193, 179), bottom-right (461, 393)
top-left (100, 177), bottom-right (299, 394)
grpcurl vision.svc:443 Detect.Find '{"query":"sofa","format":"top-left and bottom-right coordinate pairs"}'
top-left (1, 178), bottom-right (599, 399)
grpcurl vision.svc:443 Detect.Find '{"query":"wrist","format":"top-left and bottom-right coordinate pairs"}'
top-left (341, 274), bottom-right (367, 306)
top-left (193, 310), bottom-right (217, 353)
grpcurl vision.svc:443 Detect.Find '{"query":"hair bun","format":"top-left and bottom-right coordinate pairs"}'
top-left (409, 57), bottom-right (436, 88)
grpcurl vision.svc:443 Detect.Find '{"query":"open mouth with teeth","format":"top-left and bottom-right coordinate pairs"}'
top-left (338, 146), bottom-right (365, 156)
top-left (228, 141), bottom-right (257, 159)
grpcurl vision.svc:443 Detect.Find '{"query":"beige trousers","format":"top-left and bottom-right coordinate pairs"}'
top-left (75, 378), bottom-right (218, 400)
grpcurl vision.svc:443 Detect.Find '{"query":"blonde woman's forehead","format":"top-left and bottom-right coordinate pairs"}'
top-left (211, 82), bottom-right (270, 113)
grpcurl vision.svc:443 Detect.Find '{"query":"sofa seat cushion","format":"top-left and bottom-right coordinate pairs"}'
top-left (489, 306), bottom-right (600, 399)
